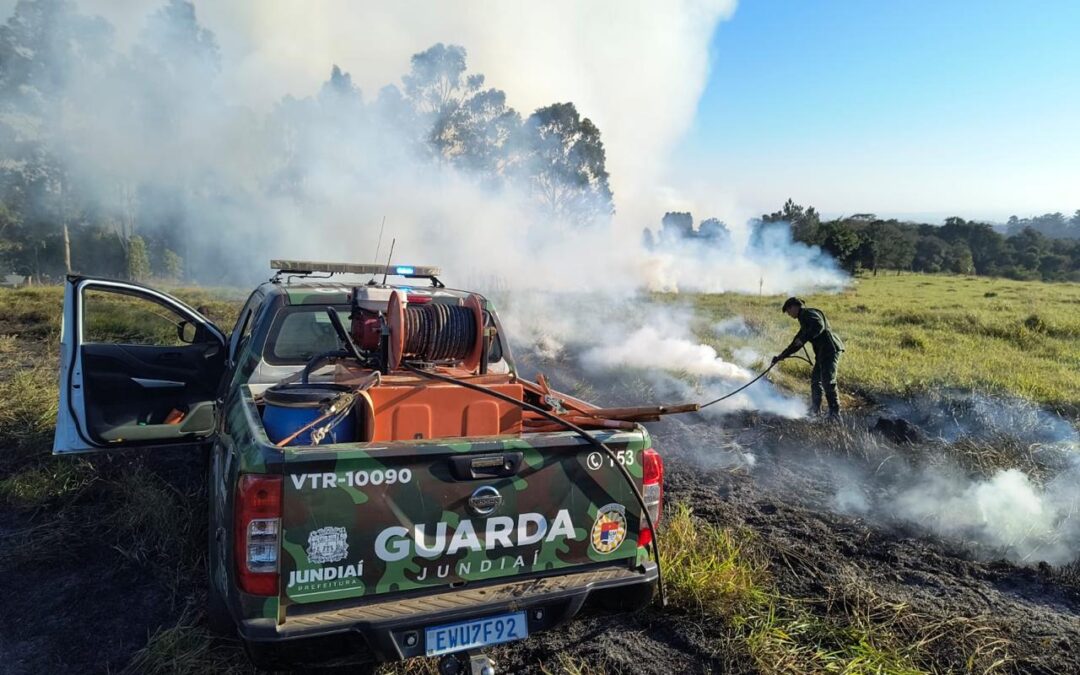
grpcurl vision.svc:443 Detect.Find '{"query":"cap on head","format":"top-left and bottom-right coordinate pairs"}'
top-left (781, 297), bottom-right (804, 313)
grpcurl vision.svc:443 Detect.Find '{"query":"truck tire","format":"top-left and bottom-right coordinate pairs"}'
top-left (206, 574), bottom-right (234, 636)
top-left (206, 447), bottom-right (234, 636)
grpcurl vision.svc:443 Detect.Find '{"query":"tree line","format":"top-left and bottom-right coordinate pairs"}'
top-left (0, 0), bottom-right (613, 284)
top-left (760, 200), bottom-right (1080, 282)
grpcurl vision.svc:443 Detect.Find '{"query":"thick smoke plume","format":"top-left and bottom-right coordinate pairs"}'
top-left (0, 0), bottom-right (848, 296)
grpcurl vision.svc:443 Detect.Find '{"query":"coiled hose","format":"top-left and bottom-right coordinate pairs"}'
top-left (404, 304), bottom-right (477, 361)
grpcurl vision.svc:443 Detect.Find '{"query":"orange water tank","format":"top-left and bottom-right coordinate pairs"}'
top-left (364, 381), bottom-right (523, 441)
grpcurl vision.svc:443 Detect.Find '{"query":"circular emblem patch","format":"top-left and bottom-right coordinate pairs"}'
top-left (306, 526), bottom-right (349, 564)
top-left (590, 503), bottom-right (627, 555)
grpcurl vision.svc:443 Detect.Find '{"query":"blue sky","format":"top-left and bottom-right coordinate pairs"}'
top-left (674, 1), bottom-right (1080, 222)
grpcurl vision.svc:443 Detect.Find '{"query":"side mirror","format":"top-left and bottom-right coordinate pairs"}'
top-left (177, 320), bottom-right (197, 344)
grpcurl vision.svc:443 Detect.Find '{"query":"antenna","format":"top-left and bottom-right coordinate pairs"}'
top-left (381, 238), bottom-right (396, 285)
top-left (370, 216), bottom-right (386, 282)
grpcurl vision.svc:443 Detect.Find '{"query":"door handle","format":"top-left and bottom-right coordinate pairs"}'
top-left (158, 352), bottom-right (182, 362)
top-left (448, 453), bottom-right (524, 480)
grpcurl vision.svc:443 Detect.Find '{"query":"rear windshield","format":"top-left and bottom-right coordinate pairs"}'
top-left (264, 306), bottom-right (351, 364)
top-left (262, 303), bottom-right (510, 368)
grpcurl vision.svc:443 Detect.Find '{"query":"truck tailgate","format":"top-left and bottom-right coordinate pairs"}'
top-left (279, 431), bottom-right (648, 609)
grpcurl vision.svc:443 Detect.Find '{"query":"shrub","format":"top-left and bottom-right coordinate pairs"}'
top-left (1022, 314), bottom-right (1047, 334)
top-left (899, 332), bottom-right (927, 351)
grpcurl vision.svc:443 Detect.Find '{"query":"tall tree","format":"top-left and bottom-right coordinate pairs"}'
top-left (660, 212), bottom-right (693, 240)
top-left (944, 241), bottom-right (975, 274)
top-left (518, 102), bottom-right (613, 224)
top-left (402, 43), bottom-right (478, 114)
top-left (0, 0), bottom-right (113, 274)
top-left (432, 87), bottom-right (521, 176)
top-left (819, 221), bottom-right (860, 272)
top-left (913, 236), bottom-right (947, 273)
top-left (697, 218), bottom-right (732, 247)
top-left (763, 199), bottom-right (821, 244)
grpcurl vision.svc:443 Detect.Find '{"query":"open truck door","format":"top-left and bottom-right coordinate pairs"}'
top-left (54, 276), bottom-right (227, 454)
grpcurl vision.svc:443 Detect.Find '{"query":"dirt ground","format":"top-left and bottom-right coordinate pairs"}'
top-left (2, 358), bottom-right (1078, 674)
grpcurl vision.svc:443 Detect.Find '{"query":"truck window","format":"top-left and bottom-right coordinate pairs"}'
top-left (264, 307), bottom-right (351, 364)
top-left (83, 288), bottom-right (191, 346)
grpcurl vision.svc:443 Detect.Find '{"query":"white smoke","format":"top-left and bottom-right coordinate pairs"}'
top-left (731, 346), bottom-right (763, 367)
top-left (892, 464), bottom-right (1080, 564)
top-left (38, 0), bottom-right (738, 242)
top-left (824, 401), bottom-right (1080, 565)
top-left (713, 316), bottom-right (753, 337)
top-left (0, 0), bottom-right (853, 295)
top-left (583, 326), bottom-right (747, 380)
top-left (645, 223), bottom-right (847, 294)
top-left (509, 300), bottom-right (807, 416)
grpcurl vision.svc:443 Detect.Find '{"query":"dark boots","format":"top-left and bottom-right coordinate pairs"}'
top-left (810, 349), bottom-right (842, 422)
top-left (825, 384), bottom-right (841, 422)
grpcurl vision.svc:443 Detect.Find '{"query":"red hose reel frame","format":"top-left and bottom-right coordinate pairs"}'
top-left (355, 291), bottom-right (485, 372)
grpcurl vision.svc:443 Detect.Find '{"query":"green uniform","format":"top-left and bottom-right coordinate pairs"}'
top-left (780, 307), bottom-right (844, 416)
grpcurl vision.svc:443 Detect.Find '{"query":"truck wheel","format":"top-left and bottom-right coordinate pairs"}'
top-left (206, 576), bottom-right (234, 636)
top-left (206, 450), bottom-right (234, 636)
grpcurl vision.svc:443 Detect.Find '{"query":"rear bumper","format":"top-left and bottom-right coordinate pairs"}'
top-left (240, 563), bottom-right (657, 667)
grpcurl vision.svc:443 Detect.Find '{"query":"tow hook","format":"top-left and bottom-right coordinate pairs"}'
top-left (438, 649), bottom-right (495, 675)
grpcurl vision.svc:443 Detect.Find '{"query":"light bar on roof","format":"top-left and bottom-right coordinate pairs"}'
top-left (270, 260), bottom-right (442, 277)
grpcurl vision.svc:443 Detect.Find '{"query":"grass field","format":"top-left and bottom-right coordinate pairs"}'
top-left (677, 273), bottom-right (1080, 416)
top-left (0, 273), bottom-right (1076, 673)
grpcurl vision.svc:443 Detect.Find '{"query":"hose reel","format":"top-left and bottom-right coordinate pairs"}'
top-left (350, 289), bottom-right (486, 373)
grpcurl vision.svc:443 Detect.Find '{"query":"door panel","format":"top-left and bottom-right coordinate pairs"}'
top-left (54, 277), bottom-right (227, 454)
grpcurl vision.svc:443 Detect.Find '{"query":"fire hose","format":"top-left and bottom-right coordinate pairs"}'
top-left (699, 347), bottom-right (813, 410)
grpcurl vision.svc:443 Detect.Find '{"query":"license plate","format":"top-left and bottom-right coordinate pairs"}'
top-left (425, 611), bottom-right (528, 656)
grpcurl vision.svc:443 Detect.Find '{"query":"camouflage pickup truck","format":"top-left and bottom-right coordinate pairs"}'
top-left (53, 261), bottom-right (662, 671)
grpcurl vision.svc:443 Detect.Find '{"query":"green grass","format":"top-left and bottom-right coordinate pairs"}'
top-left (661, 503), bottom-right (769, 615)
top-left (672, 273), bottom-right (1080, 415)
top-left (0, 367), bottom-right (60, 467)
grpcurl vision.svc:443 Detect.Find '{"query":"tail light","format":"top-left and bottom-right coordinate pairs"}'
top-left (234, 475), bottom-right (282, 596)
top-left (638, 448), bottom-right (664, 549)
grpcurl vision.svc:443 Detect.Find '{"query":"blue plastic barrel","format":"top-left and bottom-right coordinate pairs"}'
top-left (261, 384), bottom-right (356, 446)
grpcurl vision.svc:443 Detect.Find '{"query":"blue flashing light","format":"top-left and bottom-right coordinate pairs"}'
top-left (395, 266), bottom-right (415, 275)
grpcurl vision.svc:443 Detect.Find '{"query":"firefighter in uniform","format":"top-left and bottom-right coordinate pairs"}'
top-left (772, 297), bottom-right (845, 420)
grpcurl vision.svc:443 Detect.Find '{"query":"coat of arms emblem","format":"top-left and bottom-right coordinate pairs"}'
top-left (306, 526), bottom-right (349, 563)
top-left (590, 503), bottom-right (627, 554)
